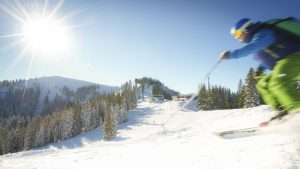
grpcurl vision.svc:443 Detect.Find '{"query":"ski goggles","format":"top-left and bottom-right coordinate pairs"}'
top-left (231, 29), bottom-right (243, 39)
top-left (231, 20), bottom-right (252, 39)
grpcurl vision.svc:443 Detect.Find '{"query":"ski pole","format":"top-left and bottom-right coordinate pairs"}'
top-left (180, 59), bottom-right (223, 109)
top-left (161, 59), bottom-right (223, 129)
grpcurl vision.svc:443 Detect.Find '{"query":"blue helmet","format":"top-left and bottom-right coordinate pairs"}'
top-left (231, 18), bottom-right (253, 39)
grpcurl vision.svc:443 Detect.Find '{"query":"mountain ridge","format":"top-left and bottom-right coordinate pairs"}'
top-left (0, 76), bottom-right (120, 117)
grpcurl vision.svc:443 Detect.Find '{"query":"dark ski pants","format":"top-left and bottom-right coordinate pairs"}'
top-left (256, 52), bottom-right (300, 112)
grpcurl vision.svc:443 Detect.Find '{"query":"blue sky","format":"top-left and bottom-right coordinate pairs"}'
top-left (0, 0), bottom-right (300, 94)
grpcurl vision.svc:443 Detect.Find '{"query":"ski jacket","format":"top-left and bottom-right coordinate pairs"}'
top-left (228, 27), bottom-right (300, 70)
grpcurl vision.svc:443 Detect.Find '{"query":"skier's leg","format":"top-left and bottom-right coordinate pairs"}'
top-left (269, 52), bottom-right (300, 112)
top-left (256, 73), bottom-right (279, 110)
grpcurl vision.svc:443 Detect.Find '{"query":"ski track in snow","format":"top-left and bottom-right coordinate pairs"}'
top-left (2, 100), bottom-right (300, 169)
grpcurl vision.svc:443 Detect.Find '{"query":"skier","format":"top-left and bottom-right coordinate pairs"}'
top-left (220, 17), bottom-right (300, 126)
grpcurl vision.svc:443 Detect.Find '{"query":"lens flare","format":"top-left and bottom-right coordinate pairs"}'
top-left (22, 19), bottom-right (69, 54)
top-left (0, 0), bottom-right (89, 79)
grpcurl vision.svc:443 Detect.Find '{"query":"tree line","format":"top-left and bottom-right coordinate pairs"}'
top-left (197, 68), bottom-right (263, 110)
top-left (0, 81), bottom-right (137, 155)
top-left (135, 77), bottom-right (179, 100)
top-left (0, 80), bottom-right (107, 118)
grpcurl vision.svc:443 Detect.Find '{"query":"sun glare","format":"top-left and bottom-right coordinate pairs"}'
top-left (22, 19), bottom-right (69, 54)
top-left (0, 0), bottom-right (90, 79)
top-left (0, 0), bottom-right (90, 80)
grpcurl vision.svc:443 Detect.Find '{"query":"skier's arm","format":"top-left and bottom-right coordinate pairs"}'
top-left (228, 29), bottom-right (277, 59)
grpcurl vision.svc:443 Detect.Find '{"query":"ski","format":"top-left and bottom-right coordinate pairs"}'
top-left (213, 127), bottom-right (261, 139)
top-left (214, 110), bottom-right (293, 139)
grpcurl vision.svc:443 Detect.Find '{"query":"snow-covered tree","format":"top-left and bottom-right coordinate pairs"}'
top-left (0, 128), bottom-right (5, 155)
top-left (90, 102), bottom-right (100, 129)
top-left (0, 78), bottom-right (138, 155)
top-left (114, 93), bottom-right (128, 124)
top-left (81, 103), bottom-right (93, 131)
top-left (235, 79), bottom-right (245, 108)
top-left (119, 96), bottom-right (127, 123)
top-left (197, 84), bottom-right (239, 110)
top-left (24, 122), bottom-right (36, 150)
top-left (42, 95), bottom-right (51, 115)
top-left (4, 129), bottom-right (14, 153)
top-left (197, 84), bottom-right (208, 110)
top-left (72, 102), bottom-right (83, 135)
top-left (244, 68), bottom-right (262, 108)
top-left (51, 112), bottom-right (62, 142)
top-left (35, 124), bottom-right (46, 147)
top-left (103, 105), bottom-right (117, 141)
top-left (61, 108), bottom-right (75, 140)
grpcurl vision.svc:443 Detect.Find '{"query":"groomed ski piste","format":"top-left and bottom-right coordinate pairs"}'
top-left (2, 100), bottom-right (300, 169)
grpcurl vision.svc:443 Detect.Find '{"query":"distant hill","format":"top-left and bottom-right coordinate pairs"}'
top-left (0, 76), bottom-right (119, 117)
top-left (134, 77), bottom-right (179, 100)
top-left (26, 76), bottom-right (119, 100)
top-left (0, 76), bottom-right (179, 118)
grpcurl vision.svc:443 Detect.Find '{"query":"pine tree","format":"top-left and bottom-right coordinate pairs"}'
top-left (42, 95), bottom-right (51, 115)
top-left (197, 84), bottom-right (208, 110)
top-left (12, 129), bottom-right (21, 153)
top-left (5, 130), bottom-right (13, 153)
top-left (236, 79), bottom-right (245, 108)
top-left (90, 101), bottom-right (100, 129)
top-left (24, 121), bottom-right (36, 150)
top-left (61, 108), bottom-right (75, 140)
top-left (35, 125), bottom-right (45, 147)
top-left (43, 117), bottom-right (51, 144)
top-left (197, 84), bottom-right (238, 110)
top-left (244, 68), bottom-right (261, 108)
top-left (119, 95), bottom-right (127, 123)
top-left (73, 102), bottom-right (83, 135)
top-left (103, 105), bottom-right (117, 141)
top-left (50, 112), bottom-right (62, 142)
top-left (206, 88), bottom-right (215, 110)
top-left (81, 102), bottom-right (93, 131)
top-left (0, 78), bottom-right (140, 154)
top-left (0, 128), bottom-right (7, 155)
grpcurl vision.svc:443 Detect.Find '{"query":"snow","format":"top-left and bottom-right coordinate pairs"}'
top-left (135, 83), bottom-right (153, 99)
top-left (25, 76), bottom-right (119, 113)
top-left (2, 100), bottom-right (300, 169)
top-left (26, 76), bottom-right (119, 100)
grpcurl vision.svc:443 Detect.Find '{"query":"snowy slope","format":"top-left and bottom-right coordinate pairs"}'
top-left (2, 100), bottom-right (300, 169)
top-left (135, 84), bottom-right (153, 98)
top-left (25, 76), bottom-right (119, 113)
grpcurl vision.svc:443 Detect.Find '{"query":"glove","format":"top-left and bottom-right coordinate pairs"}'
top-left (255, 66), bottom-right (265, 79)
top-left (219, 51), bottom-right (230, 60)
top-left (259, 121), bottom-right (269, 127)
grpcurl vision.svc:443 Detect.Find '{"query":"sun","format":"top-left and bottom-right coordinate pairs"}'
top-left (0, 0), bottom-right (91, 81)
top-left (0, 0), bottom-right (90, 78)
top-left (22, 19), bottom-right (69, 55)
